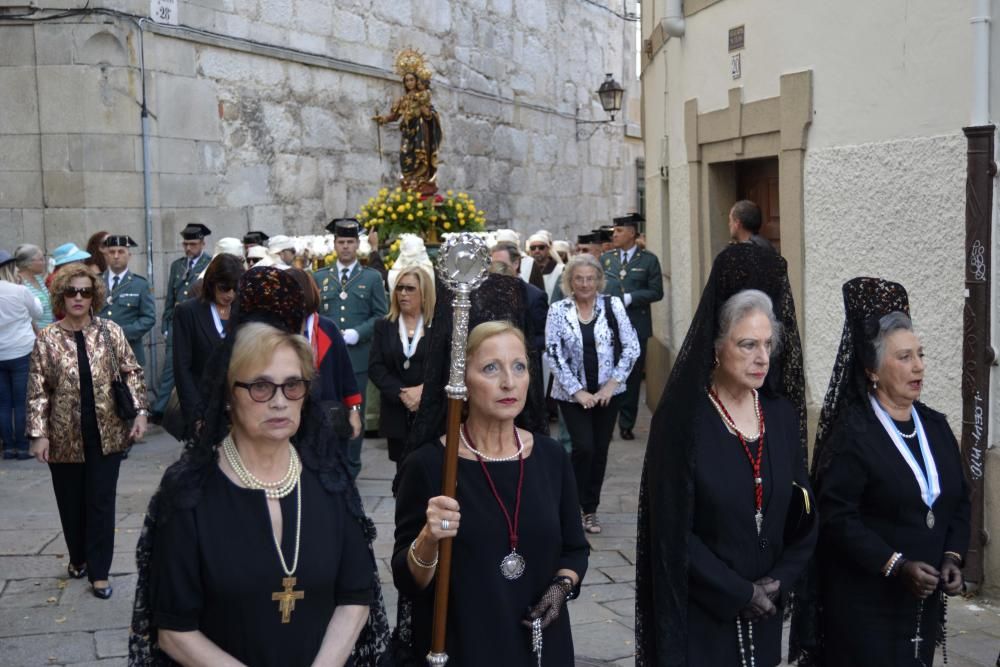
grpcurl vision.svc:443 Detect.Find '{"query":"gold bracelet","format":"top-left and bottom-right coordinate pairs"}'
top-left (408, 539), bottom-right (438, 569)
top-left (944, 551), bottom-right (964, 565)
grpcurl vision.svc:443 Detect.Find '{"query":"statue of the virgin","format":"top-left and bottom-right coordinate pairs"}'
top-left (374, 49), bottom-right (443, 195)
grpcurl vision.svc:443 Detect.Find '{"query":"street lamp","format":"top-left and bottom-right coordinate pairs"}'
top-left (596, 73), bottom-right (624, 121)
top-left (576, 74), bottom-right (625, 140)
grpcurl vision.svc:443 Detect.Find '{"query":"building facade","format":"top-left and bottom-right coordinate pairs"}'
top-left (640, 0), bottom-right (999, 590)
top-left (1, 0), bottom-right (643, 374)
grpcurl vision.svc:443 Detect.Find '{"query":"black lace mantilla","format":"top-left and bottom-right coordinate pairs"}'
top-left (128, 323), bottom-right (390, 666)
top-left (787, 277), bottom-right (910, 665)
top-left (635, 243), bottom-right (805, 666)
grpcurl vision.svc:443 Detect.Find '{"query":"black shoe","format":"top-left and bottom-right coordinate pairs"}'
top-left (620, 428), bottom-right (635, 440)
top-left (67, 563), bottom-right (87, 579)
top-left (91, 584), bottom-right (113, 600)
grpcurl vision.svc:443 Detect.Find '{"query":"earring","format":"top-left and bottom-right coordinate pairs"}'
top-left (224, 402), bottom-right (231, 411)
top-left (872, 378), bottom-right (879, 390)
top-left (713, 356), bottom-right (719, 369)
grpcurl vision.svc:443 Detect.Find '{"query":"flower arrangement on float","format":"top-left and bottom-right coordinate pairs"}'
top-left (357, 187), bottom-right (487, 269)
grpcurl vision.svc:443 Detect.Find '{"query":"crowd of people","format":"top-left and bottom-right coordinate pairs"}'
top-left (0, 197), bottom-right (971, 666)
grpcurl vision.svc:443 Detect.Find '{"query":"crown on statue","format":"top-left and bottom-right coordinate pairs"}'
top-left (395, 48), bottom-right (433, 81)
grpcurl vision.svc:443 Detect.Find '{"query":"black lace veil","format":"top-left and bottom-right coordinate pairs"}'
top-left (786, 277), bottom-right (909, 664)
top-left (128, 271), bottom-right (390, 665)
top-left (635, 243), bottom-right (805, 666)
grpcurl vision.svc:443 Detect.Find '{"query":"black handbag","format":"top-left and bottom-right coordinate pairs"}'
top-left (602, 295), bottom-right (623, 366)
top-left (99, 319), bottom-right (138, 421)
top-left (320, 399), bottom-right (353, 441)
top-left (161, 388), bottom-right (186, 440)
top-left (784, 481), bottom-right (816, 543)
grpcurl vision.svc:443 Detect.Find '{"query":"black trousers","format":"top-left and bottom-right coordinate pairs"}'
top-left (48, 436), bottom-right (122, 582)
top-left (617, 336), bottom-right (647, 431)
top-left (559, 396), bottom-right (621, 514)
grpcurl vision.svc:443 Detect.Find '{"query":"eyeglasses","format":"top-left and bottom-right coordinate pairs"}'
top-left (529, 245), bottom-right (548, 251)
top-left (394, 284), bottom-right (418, 293)
top-left (216, 283), bottom-right (235, 293)
top-left (233, 379), bottom-right (310, 402)
top-left (571, 275), bottom-right (598, 284)
top-left (64, 287), bottom-right (94, 299)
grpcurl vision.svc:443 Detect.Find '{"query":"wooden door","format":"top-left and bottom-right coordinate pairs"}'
top-left (736, 158), bottom-right (780, 253)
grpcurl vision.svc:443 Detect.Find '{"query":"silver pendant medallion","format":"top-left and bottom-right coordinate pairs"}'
top-left (619, 269), bottom-right (627, 280)
top-left (403, 359), bottom-right (410, 370)
top-left (500, 551), bottom-right (525, 580)
top-left (340, 291), bottom-right (348, 300)
top-left (926, 510), bottom-right (935, 529)
top-left (755, 510), bottom-right (764, 535)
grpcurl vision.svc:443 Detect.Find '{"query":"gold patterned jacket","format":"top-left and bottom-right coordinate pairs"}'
top-left (27, 318), bottom-right (149, 463)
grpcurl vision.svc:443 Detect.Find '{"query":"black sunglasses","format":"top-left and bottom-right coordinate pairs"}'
top-left (233, 379), bottom-right (310, 402)
top-left (64, 287), bottom-right (94, 299)
top-left (529, 245), bottom-right (548, 251)
top-left (394, 284), bottom-right (418, 293)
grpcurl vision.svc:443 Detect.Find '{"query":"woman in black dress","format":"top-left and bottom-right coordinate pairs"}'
top-left (807, 278), bottom-right (970, 666)
top-left (369, 265), bottom-right (434, 468)
top-left (129, 267), bottom-right (389, 666)
top-left (635, 244), bottom-right (816, 666)
top-left (392, 321), bottom-right (588, 665)
top-left (171, 253), bottom-right (244, 439)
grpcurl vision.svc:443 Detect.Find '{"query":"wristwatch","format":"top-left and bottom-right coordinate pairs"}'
top-left (349, 405), bottom-right (363, 412)
top-left (136, 409), bottom-right (151, 417)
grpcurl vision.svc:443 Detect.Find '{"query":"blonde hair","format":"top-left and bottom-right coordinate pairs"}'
top-left (227, 323), bottom-right (315, 392)
top-left (388, 265), bottom-right (436, 326)
top-left (560, 253), bottom-right (606, 298)
top-left (49, 262), bottom-right (105, 318)
top-left (466, 320), bottom-right (526, 360)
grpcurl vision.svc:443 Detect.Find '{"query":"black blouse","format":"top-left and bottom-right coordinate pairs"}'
top-left (73, 330), bottom-right (101, 446)
top-left (579, 319), bottom-right (599, 393)
top-left (392, 435), bottom-right (589, 665)
top-left (150, 460), bottom-right (374, 667)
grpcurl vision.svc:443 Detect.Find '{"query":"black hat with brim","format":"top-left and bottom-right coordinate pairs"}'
top-left (613, 212), bottom-right (644, 229)
top-left (577, 232), bottom-right (600, 245)
top-left (596, 227), bottom-right (614, 242)
top-left (243, 231), bottom-right (270, 245)
top-left (326, 218), bottom-right (360, 238)
top-left (181, 223), bottom-right (211, 240)
top-left (103, 235), bottom-right (139, 248)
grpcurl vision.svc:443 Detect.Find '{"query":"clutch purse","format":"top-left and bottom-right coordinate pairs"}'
top-left (784, 481), bottom-right (815, 543)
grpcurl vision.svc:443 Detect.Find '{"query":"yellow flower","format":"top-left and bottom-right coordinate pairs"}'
top-left (443, 222), bottom-right (451, 230)
top-left (458, 211), bottom-right (465, 219)
top-left (446, 190), bottom-right (454, 196)
top-left (467, 203), bottom-right (476, 212)
top-left (407, 214), bottom-right (414, 221)
top-left (391, 213), bottom-right (397, 220)
top-left (397, 205), bottom-right (405, 212)
top-left (407, 196), bottom-right (414, 203)
top-left (430, 215), bottom-right (438, 222)
top-left (395, 187), bottom-right (402, 192)
top-left (458, 219), bottom-right (465, 227)
top-left (416, 202), bottom-right (423, 210)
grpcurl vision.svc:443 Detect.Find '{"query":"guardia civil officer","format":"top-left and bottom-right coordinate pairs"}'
top-left (242, 230), bottom-right (269, 255)
top-left (151, 223), bottom-right (212, 422)
top-left (100, 235), bottom-right (156, 367)
top-left (312, 219), bottom-right (388, 478)
top-left (600, 213), bottom-right (663, 440)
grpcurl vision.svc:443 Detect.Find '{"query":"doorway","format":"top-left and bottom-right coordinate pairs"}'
top-left (736, 158), bottom-right (780, 252)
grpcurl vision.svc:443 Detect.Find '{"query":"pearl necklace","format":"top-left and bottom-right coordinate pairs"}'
top-left (460, 424), bottom-right (524, 462)
top-left (271, 477), bottom-right (302, 577)
top-left (707, 387), bottom-right (764, 441)
top-left (221, 434), bottom-right (301, 499)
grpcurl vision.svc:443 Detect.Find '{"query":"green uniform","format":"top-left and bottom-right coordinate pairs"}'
top-left (313, 262), bottom-right (388, 478)
top-left (101, 270), bottom-right (156, 366)
top-left (153, 252), bottom-right (212, 414)
top-left (600, 247), bottom-right (664, 431)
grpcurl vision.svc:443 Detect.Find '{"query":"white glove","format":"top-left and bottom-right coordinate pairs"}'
top-left (343, 329), bottom-right (360, 345)
top-left (623, 293), bottom-right (633, 307)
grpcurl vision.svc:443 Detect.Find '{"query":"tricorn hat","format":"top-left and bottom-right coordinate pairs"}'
top-left (103, 235), bottom-right (138, 248)
top-left (326, 218), bottom-right (360, 238)
top-left (180, 223), bottom-right (211, 240)
top-left (242, 231), bottom-right (270, 246)
top-left (613, 212), bottom-right (644, 229)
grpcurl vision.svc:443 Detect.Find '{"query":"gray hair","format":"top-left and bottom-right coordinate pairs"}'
top-left (869, 311), bottom-right (914, 370)
top-left (715, 289), bottom-right (782, 356)
top-left (14, 244), bottom-right (43, 271)
top-left (560, 253), bottom-right (606, 297)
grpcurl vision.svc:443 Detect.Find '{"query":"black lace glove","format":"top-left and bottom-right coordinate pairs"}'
top-left (522, 577), bottom-right (574, 630)
top-left (740, 579), bottom-right (780, 620)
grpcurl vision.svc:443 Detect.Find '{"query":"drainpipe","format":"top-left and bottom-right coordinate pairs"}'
top-left (662, 0), bottom-right (685, 38)
top-left (961, 0), bottom-right (994, 587)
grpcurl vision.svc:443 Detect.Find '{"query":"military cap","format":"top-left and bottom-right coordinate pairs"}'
top-left (326, 218), bottom-right (360, 238)
top-left (243, 231), bottom-right (270, 246)
top-left (103, 235), bottom-right (139, 248)
top-left (180, 223), bottom-right (211, 240)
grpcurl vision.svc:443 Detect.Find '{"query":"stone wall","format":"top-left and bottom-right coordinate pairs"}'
top-left (1, 0), bottom-right (641, 371)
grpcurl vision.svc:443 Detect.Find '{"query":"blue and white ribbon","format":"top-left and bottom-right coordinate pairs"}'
top-left (869, 395), bottom-right (940, 511)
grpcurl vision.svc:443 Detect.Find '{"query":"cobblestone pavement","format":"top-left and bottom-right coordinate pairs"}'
top-left (1, 398), bottom-right (998, 666)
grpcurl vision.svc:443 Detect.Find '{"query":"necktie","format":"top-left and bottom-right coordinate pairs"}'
top-left (183, 259), bottom-right (194, 281)
top-left (621, 251), bottom-right (627, 266)
top-left (341, 268), bottom-right (350, 289)
top-left (111, 275), bottom-right (120, 293)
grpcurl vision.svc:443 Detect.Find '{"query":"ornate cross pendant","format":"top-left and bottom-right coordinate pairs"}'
top-left (272, 576), bottom-right (305, 624)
